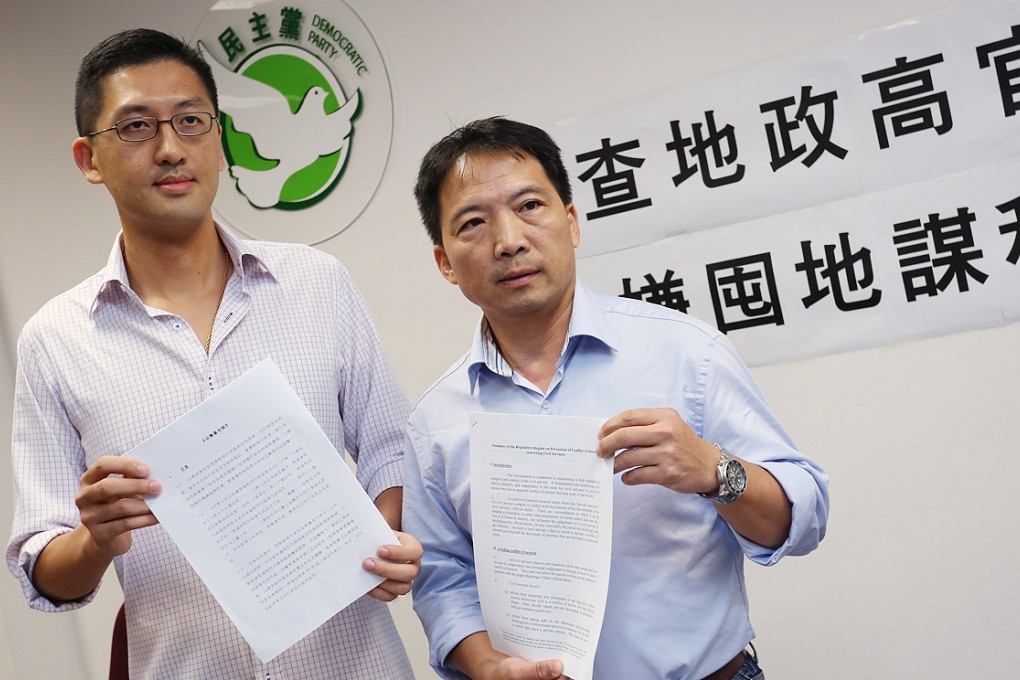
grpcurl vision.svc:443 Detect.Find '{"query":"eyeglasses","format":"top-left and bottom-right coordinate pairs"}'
top-left (86, 112), bottom-right (217, 142)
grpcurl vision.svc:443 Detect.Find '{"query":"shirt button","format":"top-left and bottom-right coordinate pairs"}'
top-left (172, 322), bottom-right (182, 331)
top-left (542, 400), bottom-right (551, 409)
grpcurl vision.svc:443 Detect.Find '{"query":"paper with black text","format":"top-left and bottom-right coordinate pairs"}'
top-left (138, 359), bottom-right (394, 663)
top-left (470, 412), bottom-right (613, 680)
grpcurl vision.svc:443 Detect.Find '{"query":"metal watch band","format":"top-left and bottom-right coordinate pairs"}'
top-left (698, 444), bottom-right (745, 504)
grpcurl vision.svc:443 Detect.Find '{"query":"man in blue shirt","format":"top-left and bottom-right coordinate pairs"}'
top-left (403, 117), bottom-right (829, 680)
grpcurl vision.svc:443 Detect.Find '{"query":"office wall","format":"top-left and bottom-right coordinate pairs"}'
top-left (2, 1), bottom-right (1016, 678)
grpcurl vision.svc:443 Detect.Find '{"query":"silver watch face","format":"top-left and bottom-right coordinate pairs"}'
top-left (725, 459), bottom-right (747, 494)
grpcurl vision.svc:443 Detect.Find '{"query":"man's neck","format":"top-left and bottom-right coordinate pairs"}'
top-left (120, 219), bottom-right (233, 353)
top-left (120, 219), bottom-right (224, 303)
top-left (486, 296), bottom-right (574, 393)
top-left (120, 218), bottom-right (219, 293)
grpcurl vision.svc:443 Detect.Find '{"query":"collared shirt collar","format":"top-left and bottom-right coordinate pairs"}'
top-left (88, 223), bottom-right (274, 317)
top-left (466, 280), bottom-right (619, 393)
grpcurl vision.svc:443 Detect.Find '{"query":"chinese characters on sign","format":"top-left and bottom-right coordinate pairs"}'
top-left (192, 0), bottom-right (393, 244)
top-left (613, 194), bottom-right (1017, 326)
top-left (555, 0), bottom-right (1020, 365)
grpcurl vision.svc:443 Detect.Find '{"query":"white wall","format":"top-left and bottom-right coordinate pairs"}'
top-left (2, 0), bottom-right (1016, 678)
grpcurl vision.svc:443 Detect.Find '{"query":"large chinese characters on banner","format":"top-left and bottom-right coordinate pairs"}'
top-left (553, 0), bottom-right (1020, 365)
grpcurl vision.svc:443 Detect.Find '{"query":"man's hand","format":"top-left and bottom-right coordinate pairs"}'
top-left (34, 456), bottom-right (160, 602)
top-left (449, 632), bottom-right (567, 680)
top-left (484, 656), bottom-right (567, 680)
top-left (362, 530), bottom-right (423, 602)
top-left (76, 455), bottom-right (161, 559)
top-left (596, 407), bottom-right (718, 495)
top-left (598, 408), bottom-right (794, 547)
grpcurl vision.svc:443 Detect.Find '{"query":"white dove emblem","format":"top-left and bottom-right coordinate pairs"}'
top-left (199, 42), bottom-right (360, 208)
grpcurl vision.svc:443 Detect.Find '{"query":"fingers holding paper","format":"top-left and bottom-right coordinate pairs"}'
top-left (77, 455), bottom-right (162, 558)
top-left (448, 630), bottom-right (568, 680)
top-left (597, 407), bottom-right (718, 495)
top-left (362, 530), bottom-right (422, 602)
top-left (491, 656), bottom-right (568, 680)
top-left (33, 455), bottom-right (162, 603)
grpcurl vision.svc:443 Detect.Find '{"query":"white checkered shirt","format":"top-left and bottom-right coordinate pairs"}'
top-left (7, 225), bottom-right (413, 679)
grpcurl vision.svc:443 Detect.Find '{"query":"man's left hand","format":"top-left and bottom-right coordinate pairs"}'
top-left (362, 530), bottom-right (423, 602)
top-left (597, 407), bottom-right (718, 495)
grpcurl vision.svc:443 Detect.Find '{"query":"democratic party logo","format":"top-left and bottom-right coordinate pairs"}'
top-left (192, 0), bottom-right (392, 244)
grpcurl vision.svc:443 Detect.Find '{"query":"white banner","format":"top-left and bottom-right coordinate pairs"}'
top-left (552, 0), bottom-right (1020, 365)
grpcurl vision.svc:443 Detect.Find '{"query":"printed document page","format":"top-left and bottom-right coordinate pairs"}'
top-left (138, 359), bottom-right (395, 662)
top-left (470, 412), bottom-right (613, 680)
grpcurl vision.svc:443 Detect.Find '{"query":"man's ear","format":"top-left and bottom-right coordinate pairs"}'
top-left (434, 245), bottom-right (458, 285)
top-left (216, 120), bottom-right (226, 172)
top-left (566, 202), bottom-right (580, 249)
top-left (72, 137), bottom-right (105, 185)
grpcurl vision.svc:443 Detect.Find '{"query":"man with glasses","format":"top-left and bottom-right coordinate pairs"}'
top-left (6, 28), bottom-right (419, 678)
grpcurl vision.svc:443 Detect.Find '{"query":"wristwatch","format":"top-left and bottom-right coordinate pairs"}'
top-left (698, 445), bottom-right (747, 504)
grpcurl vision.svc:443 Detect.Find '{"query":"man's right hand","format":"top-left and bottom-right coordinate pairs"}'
top-left (448, 632), bottom-right (568, 680)
top-left (76, 456), bottom-right (162, 558)
top-left (485, 656), bottom-right (567, 680)
top-left (33, 456), bottom-right (161, 602)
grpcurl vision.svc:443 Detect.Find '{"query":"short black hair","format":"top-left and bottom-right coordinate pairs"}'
top-left (414, 117), bottom-right (573, 246)
top-left (75, 28), bottom-right (218, 136)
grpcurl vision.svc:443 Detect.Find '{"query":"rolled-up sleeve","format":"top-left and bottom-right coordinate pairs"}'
top-left (403, 422), bottom-right (484, 679)
top-left (333, 265), bottom-right (410, 500)
top-left (700, 333), bottom-right (830, 565)
top-left (6, 329), bottom-right (98, 612)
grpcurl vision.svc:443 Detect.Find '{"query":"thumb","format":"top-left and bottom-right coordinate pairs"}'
top-left (536, 659), bottom-right (565, 679)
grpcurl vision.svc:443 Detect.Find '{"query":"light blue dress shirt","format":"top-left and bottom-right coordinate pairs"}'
top-left (404, 281), bottom-right (829, 679)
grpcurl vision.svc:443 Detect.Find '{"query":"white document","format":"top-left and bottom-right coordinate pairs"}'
top-left (470, 412), bottom-right (613, 680)
top-left (138, 359), bottom-right (394, 663)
